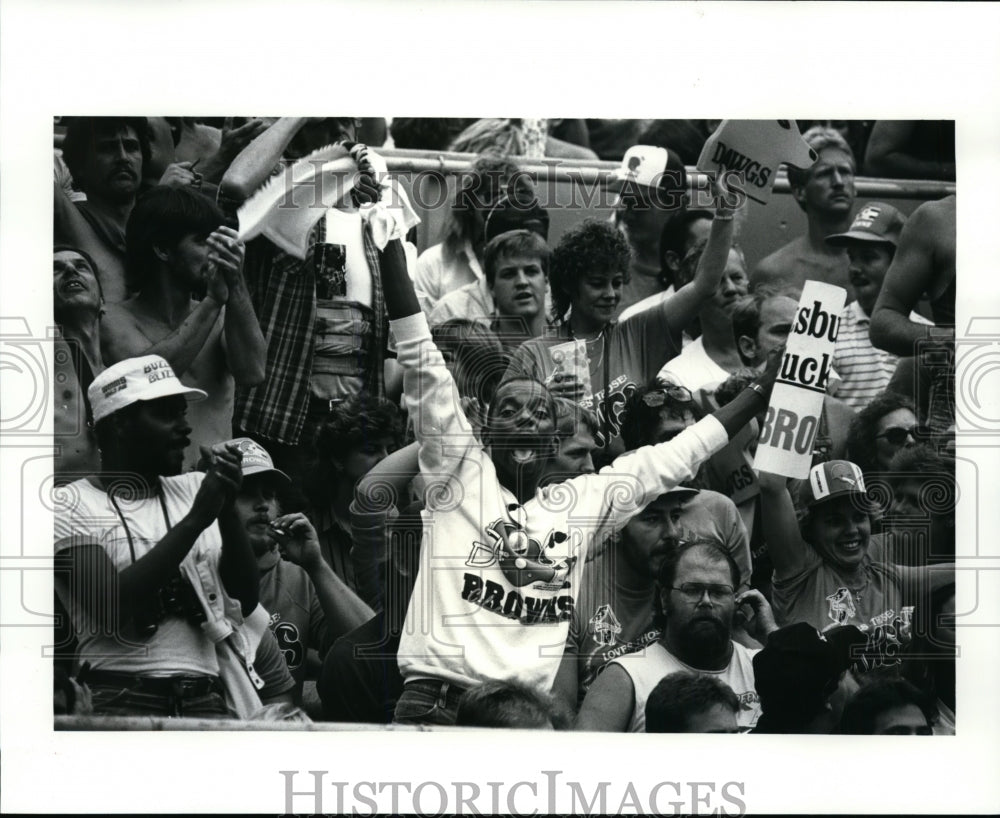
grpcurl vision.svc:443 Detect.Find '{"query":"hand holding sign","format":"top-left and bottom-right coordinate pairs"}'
top-left (697, 120), bottom-right (818, 206)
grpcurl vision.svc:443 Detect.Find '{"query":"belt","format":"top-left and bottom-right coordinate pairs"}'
top-left (87, 671), bottom-right (224, 698)
top-left (308, 395), bottom-right (348, 415)
top-left (403, 677), bottom-right (469, 708)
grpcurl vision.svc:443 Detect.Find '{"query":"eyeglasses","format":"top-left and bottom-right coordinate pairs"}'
top-left (670, 583), bottom-right (734, 602)
top-left (642, 384), bottom-right (694, 408)
top-left (874, 425), bottom-right (924, 446)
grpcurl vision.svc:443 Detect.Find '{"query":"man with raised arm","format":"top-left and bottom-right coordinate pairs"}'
top-left (218, 117), bottom-right (396, 482)
top-left (55, 117), bottom-right (150, 303)
top-left (870, 195), bottom-right (956, 434)
top-left (372, 192), bottom-right (783, 725)
top-left (101, 187), bottom-right (265, 470)
top-left (53, 355), bottom-right (285, 719)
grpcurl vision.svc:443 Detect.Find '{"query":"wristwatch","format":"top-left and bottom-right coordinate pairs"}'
top-left (746, 382), bottom-right (767, 400)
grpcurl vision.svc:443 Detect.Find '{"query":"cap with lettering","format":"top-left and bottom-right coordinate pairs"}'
top-left (223, 437), bottom-right (291, 484)
top-left (825, 202), bottom-right (906, 248)
top-left (87, 354), bottom-right (207, 424)
top-left (798, 460), bottom-right (867, 509)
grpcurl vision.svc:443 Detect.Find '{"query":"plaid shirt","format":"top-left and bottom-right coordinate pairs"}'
top-left (222, 191), bottom-right (387, 446)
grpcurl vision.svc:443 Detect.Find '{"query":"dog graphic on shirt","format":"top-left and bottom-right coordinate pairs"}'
top-left (466, 518), bottom-right (576, 588)
top-left (826, 587), bottom-right (857, 626)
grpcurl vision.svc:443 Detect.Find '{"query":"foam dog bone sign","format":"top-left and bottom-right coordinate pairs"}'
top-left (697, 120), bottom-right (818, 205)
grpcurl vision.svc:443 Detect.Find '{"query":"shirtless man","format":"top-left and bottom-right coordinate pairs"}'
top-left (55, 117), bottom-right (150, 303)
top-left (101, 186), bottom-right (265, 469)
top-left (53, 246), bottom-right (105, 482)
top-left (870, 195), bottom-right (957, 433)
top-left (752, 127), bottom-right (856, 300)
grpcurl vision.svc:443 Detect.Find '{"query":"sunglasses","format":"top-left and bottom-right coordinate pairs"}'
top-left (874, 425), bottom-right (925, 446)
top-left (642, 384), bottom-right (694, 407)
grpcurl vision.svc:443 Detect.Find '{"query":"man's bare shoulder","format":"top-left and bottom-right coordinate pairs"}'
top-left (755, 238), bottom-right (808, 274)
top-left (752, 238), bottom-right (810, 292)
top-left (100, 298), bottom-right (143, 327)
top-left (914, 194), bottom-right (956, 226)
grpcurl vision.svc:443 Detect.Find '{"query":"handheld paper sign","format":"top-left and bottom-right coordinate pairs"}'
top-left (753, 280), bottom-right (847, 478)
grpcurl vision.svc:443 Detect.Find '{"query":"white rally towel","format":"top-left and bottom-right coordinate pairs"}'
top-left (236, 144), bottom-right (419, 259)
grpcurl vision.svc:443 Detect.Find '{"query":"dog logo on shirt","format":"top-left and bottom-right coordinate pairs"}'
top-left (826, 587), bottom-right (857, 626)
top-left (466, 518), bottom-right (576, 588)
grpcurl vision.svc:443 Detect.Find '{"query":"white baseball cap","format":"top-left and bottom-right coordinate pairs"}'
top-left (609, 145), bottom-right (686, 191)
top-left (88, 355), bottom-right (207, 424)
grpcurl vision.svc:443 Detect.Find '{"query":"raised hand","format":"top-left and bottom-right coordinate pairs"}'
top-left (207, 226), bottom-right (246, 288)
top-left (217, 117), bottom-right (269, 162)
top-left (268, 512), bottom-right (323, 572)
top-left (158, 160), bottom-right (203, 189)
top-left (344, 141), bottom-right (380, 205)
top-left (754, 343), bottom-right (786, 398)
top-left (735, 588), bottom-right (779, 644)
top-left (191, 443), bottom-right (244, 526)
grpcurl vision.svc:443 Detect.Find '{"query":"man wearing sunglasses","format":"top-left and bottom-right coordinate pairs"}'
top-left (574, 540), bottom-right (775, 732)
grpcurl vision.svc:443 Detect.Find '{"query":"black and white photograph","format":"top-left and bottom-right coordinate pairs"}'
top-left (2, 2), bottom-right (999, 815)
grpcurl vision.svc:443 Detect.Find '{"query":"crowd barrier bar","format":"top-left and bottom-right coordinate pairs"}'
top-left (55, 714), bottom-right (470, 731)
top-left (381, 147), bottom-right (956, 201)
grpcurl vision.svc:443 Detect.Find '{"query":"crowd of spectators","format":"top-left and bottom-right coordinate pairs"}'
top-left (52, 116), bottom-right (957, 733)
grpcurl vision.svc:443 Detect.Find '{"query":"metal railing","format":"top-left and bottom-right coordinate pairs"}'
top-left (380, 147), bottom-right (956, 201)
top-left (55, 714), bottom-right (468, 731)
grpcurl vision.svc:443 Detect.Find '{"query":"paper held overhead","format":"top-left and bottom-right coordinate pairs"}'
top-left (697, 120), bottom-right (819, 206)
top-left (753, 280), bottom-right (847, 479)
top-left (235, 143), bottom-right (420, 258)
top-left (235, 143), bottom-right (356, 259)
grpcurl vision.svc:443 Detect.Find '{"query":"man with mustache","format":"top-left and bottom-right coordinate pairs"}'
top-left (372, 212), bottom-right (781, 725)
top-left (227, 437), bottom-right (373, 705)
top-left (752, 127), bottom-right (856, 300)
top-left (53, 355), bottom-right (291, 718)
top-left (553, 380), bottom-right (753, 711)
top-left (56, 117), bottom-right (150, 303)
top-left (574, 541), bottom-right (774, 732)
top-left (101, 187), bottom-right (266, 471)
top-left (825, 202), bottom-right (931, 410)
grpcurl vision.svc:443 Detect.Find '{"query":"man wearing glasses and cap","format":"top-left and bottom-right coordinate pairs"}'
top-left (53, 355), bottom-right (290, 719)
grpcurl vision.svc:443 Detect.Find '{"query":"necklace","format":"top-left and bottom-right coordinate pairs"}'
top-left (568, 323), bottom-right (607, 368)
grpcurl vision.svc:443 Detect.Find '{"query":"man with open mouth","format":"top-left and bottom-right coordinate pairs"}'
top-left (371, 200), bottom-right (782, 726)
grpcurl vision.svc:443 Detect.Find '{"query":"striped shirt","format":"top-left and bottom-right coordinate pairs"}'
top-left (832, 301), bottom-right (931, 410)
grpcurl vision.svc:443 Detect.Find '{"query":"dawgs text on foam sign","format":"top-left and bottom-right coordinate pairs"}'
top-left (697, 120), bottom-right (818, 205)
top-left (754, 281), bottom-right (847, 478)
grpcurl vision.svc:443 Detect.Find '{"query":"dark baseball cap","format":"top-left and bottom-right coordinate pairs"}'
top-left (753, 622), bottom-right (868, 707)
top-left (826, 202), bottom-right (906, 248)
